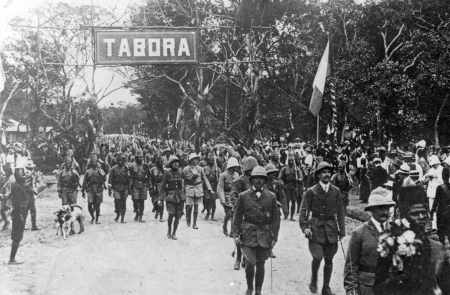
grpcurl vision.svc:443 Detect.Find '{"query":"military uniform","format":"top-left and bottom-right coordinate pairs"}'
top-left (129, 161), bottom-right (151, 221)
top-left (108, 165), bottom-right (130, 216)
top-left (10, 182), bottom-right (27, 243)
top-left (22, 169), bottom-right (38, 230)
top-left (278, 164), bottom-right (301, 219)
top-left (82, 163), bottom-right (106, 223)
top-left (218, 170), bottom-right (240, 234)
top-left (232, 186), bottom-right (280, 294)
top-left (149, 165), bottom-right (165, 220)
top-left (57, 168), bottom-right (80, 206)
top-left (266, 178), bottom-right (288, 216)
top-left (203, 163), bottom-right (220, 220)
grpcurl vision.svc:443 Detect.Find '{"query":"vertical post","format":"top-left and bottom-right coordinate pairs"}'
top-left (317, 115), bottom-right (319, 145)
top-left (91, 0), bottom-right (96, 95)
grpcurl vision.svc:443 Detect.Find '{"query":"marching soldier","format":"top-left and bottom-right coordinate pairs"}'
top-left (218, 157), bottom-right (241, 236)
top-left (57, 158), bottom-right (80, 207)
top-left (129, 149), bottom-right (151, 223)
top-left (232, 166), bottom-right (280, 295)
top-left (230, 156), bottom-right (259, 270)
top-left (108, 152), bottom-right (130, 223)
top-left (22, 160), bottom-right (39, 231)
top-left (279, 153), bottom-right (302, 221)
top-left (150, 156), bottom-right (165, 222)
top-left (203, 153), bottom-right (221, 221)
top-left (159, 155), bottom-right (185, 240)
top-left (299, 161), bottom-right (345, 295)
top-left (82, 152), bottom-right (106, 225)
top-left (265, 163), bottom-right (288, 217)
top-left (183, 153), bottom-right (212, 229)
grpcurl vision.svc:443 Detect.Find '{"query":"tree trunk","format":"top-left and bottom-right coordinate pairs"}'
top-left (435, 96), bottom-right (448, 146)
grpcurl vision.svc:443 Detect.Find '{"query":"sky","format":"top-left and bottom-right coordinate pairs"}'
top-left (0, 0), bottom-right (141, 107)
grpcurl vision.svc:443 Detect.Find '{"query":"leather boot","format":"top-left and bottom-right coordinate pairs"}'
top-left (134, 213), bottom-right (139, 221)
top-left (321, 287), bottom-right (335, 295)
top-left (139, 215), bottom-right (145, 223)
top-left (114, 213), bottom-right (120, 222)
top-left (31, 224), bottom-right (40, 231)
top-left (186, 206), bottom-right (192, 227)
top-left (234, 259), bottom-right (240, 270)
top-left (121, 213), bottom-right (126, 223)
top-left (193, 208), bottom-right (199, 229)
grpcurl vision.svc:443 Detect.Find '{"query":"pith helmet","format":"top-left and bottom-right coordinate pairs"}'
top-left (188, 153), bottom-right (200, 162)
top-left (249, 166), bottom-right (269, 182)
top-left (227, 157), bottom-right (240, 169)
top-left (315, 162), bottom-right (333, 175)
top-left (243, 156), bottom-right (258, 172)
top-left (364, 187), bottom-right (396, 211)
top-left (429, 155), bottom-right (441, 166)
top-left (168, 155), bottom-right (180, 166)
top-left (265, 163), bottom-right (278, 174)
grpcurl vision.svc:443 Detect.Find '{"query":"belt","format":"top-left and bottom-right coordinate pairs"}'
top-left (244, 218), bottom-right (269, 226)
top-left (311, 213), bottom-right (335, 221)
top-left (358, 264), bottom-right (376, 274)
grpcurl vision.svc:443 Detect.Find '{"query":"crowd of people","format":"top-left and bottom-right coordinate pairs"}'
top-left (2, 136), bottom-right (450, 295)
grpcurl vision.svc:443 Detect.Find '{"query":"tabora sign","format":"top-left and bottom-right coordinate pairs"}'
top-left (94, 30), bottom-right (198, 65)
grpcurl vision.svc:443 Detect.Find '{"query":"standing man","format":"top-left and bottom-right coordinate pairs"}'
top-left (23, 160), bottom-right (39, 231)
top-left (8, 165), bottom-right (29, 264)
top-left (183, 153), bottom-right (212, 229)
top-left (231, 156), bottom-right (259, 270)
top-left (423, 155), bottom-right (443, 229)
top-left (203, 153), bottom-right (220, 221)
top-left (218, 157), bottom-right (240, 236)
top-left (265, 163), bottom-right (288, 218)
top-left (331, 163), bottom-right (352, 208)
top-left (150, 156), bottom-right (165, 222)
top-left (299, 162), bottom-right (345, 295)
top-left (159, 155), bottom-right (185, 240)
top-left (108, 152), bottom-right (130, 223)
top-left (0, 164), bottom-right (14, 230)
top-left (82, 152), bottom-right (106, 224)
top-left (279, 153), bottom-right (301, 221)
top-left (57, 158), bottom-right (80, 206)
top-left (105, 145), bottom-right (117, 169)
top-left (369, 158), bottom-right (388, 191)
top-left (232, 166), bottom-right (280, 295)
top-left (129, 149), bottom-right (151, 223)
top-left (344, 187), bottom-right (395, 295)
top-left (431, 167), bottom-right (450, 244)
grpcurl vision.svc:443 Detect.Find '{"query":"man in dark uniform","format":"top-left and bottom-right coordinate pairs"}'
top-left (22, 161), bottom-right (40, 231)
top-left (265, 163), bottom-right (288, 218)
top-left (299, 161), bottom-right (345, 295)
top-left (57, 158), bottom-right (80, 207)
top-left (108, 152), bottom-right (130, 223)
top-left (150, 156), bottom-right (165, 222)
top-left (82, 152), bottom-right (106, 224)
top-left (159, 155), bottom-right (185, 240)
top-left (231, 156), bottom-right (259, 270)
top-left (203, 153), bottom-right (220, 220)
top-left (8, 165), bottom-right (28, 264)
top-left (278, 153), bottom-right (301, 221)
top-left (233, 166), bottom-right (280, 295)
top-left (129, 149), bottom-right (151, 222)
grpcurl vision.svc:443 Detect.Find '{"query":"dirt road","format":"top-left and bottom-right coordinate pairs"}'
top-left (0, 188), bottom-right (359, 295)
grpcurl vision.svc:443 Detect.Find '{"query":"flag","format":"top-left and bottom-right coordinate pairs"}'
top-left (0, 54), bottom-right (5, 93)
top-left (309, 40), bottom-right (331, 117)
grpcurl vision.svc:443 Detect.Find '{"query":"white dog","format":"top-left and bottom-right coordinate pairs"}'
top-left (54, 204), bottom-right (85, 240)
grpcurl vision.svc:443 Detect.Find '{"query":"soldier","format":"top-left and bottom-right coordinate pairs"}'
top-left (299, 161), bottom-right (345, 295)
top-left (232, 166), bottom-right (280, 295)
top-left (57, 158), bottom-right (80, 207)
top-left (82, 152), bottom-right (106, 224)
top-left (331, 163), bottom-right (352, 208)
top-left (218, 157), bottom-right (240, 236)
top-left (150, 156), bottom-right (165, 222)
top-left (8, 165), bottom-right (30, 265)
top-left (158, 155), bottom-right (185, 240)
top-left (278, 153), bottom-right (302, 221)
top-left (105, 145), bottom-right (117, 169)
top-left (231, 156), bottom-right (259, 270)
top-left (270, 152), bottom-right (283, 171)
top-left (183, 153), bottom-right (212, 229)
top-left (265, 163), bottom-right (288, 218)
top-left (129, 149), bottom-right (151, 223)
top-left (23, 160), bottom-right (39, 231)
top-left (162, 147), bottom-right (173, 167)
top-left (108, 152), bottom-right (130, 223)
top-left (0, 164), bottom-right (13, 230)
top-left (203, 153), bottom-right (220, 221)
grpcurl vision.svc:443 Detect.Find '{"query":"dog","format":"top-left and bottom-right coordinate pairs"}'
top-left (54, 204), bottom-right (85, 240)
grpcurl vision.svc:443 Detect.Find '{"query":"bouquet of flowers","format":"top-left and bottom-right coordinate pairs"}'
top-left (377, 218), bottom-right (424, 272)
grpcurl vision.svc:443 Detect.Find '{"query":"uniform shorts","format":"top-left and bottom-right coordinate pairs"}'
top-left (166, 202), bottom-right (184, 216)
top-left (131, 187), bottom-right (148, 200)
top-left (87, 191), bottom-right (103, 204)
top-left (62, 190), bottom-right (77, 205)
top-left (285, 188), bottom-right (298, 203)
top-left (241, 245), bottom-right (270, 266)
top-left (186, 196), bottom-right (202, 206)
top-left (113, 190), bottom-right (128, 200)
top-left (11, 215), bottom-right (25, 242)
top-left (308, 240), bottom-right (338, 260)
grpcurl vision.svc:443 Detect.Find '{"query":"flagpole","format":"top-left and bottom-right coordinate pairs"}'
top-left (317, 115), bottom-right (319, 145)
